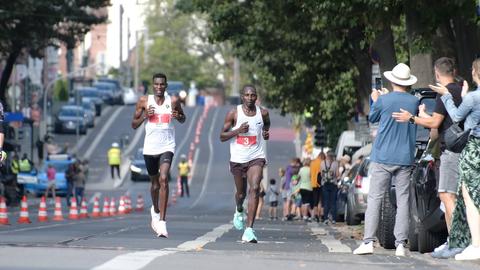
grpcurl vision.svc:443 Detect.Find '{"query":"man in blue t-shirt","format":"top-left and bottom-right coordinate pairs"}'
top-left (353, 63), bottom-right (419, 257)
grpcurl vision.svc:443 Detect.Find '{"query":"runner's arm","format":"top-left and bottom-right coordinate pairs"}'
top-left (220, 109), bottom-right (242, 142)
top-left (131, 96), bottom-right (148, 129)
top-left (261, 108), bottom-right (270, 140)
top-left (171, 96), bottom-right (186, 123)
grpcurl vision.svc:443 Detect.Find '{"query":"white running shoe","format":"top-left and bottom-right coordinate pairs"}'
top-left (150, 206), bottom-right (161, 235)
top-left (395, 244), bottom-right (406, 257)
top-left (353, 242), bottom-right (373, 255)
top-left (455, 245), bottom-right (480, 261)
top-left (157, 220), bottom-right (168, 238)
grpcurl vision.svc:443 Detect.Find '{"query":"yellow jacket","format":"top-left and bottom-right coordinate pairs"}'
top-left (107, 148), bottom-right (121, 165)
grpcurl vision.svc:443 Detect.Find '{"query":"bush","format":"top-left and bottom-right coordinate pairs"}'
top-left (53, 80), bottom-right (68, 101)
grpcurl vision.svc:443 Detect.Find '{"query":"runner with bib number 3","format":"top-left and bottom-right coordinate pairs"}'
top-left (220, 85), bottom-right (270, 243)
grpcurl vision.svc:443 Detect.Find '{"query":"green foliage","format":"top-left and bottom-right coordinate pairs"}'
top-left (53, 80), bottom-right (68, 102)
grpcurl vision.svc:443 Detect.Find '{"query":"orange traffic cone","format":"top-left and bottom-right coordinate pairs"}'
top-left (79, 198), bottom-right (89, 219)
top-left (52, 197), bottom-right (64, 221)
top-left (172, 189), bottom-right (177, 204)
top-left (17, 195), bottom-right (32, 224)
top-left (101, 197), bottom-right (110, 217)
top-left (0, 196), bottom-right (10, 225)
top-left (91, 197), bottom-right (101, 218)
top-left (68, 197), bottom-right (79, 220)
top-left (124, 195), bottom-right (131, 214)
top-left (118, 196), bottom-right (126, 215)
top-left (136, 195), bottom-right (144, 212)
top-left (38, 196), bottom-right (48, 222)
top-left (109, 198), bottom-right (117, 216)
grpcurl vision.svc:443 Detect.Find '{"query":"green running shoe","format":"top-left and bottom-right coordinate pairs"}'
top-left (233, 210), bottom-right (246, 230)
top-left (242, 227), bottom-right (258, 243)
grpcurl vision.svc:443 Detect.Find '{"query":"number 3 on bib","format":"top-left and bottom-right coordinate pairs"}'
top-left (236, 135), bottom-right (257, 146)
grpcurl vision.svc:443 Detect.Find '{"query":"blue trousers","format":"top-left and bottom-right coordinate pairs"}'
top-left (322, 182), bottom-right (338, 221)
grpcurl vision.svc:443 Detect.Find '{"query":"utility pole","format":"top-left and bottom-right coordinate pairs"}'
top-left (119, 4), bottom-right (124, 83)
top-left (127, 17), bottom-right (132, 87)
top-left (232, 57), bottom-right (240, 96)
top-left (134, 30), bottom-right (140, 93)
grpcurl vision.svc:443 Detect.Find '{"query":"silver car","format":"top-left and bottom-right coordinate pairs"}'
top-left (343, 157), bottom-right (371, 225)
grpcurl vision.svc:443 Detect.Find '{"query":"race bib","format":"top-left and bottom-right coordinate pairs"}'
top-left (149, 114), bottom-right (171, 124)
top-left (236, 135), bottom-right (257, 146)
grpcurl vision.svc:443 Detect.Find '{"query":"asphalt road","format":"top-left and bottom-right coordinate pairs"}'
top-left (0, 104), bottom-right (479, 270)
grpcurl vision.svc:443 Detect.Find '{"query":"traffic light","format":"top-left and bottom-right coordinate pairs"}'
top-left (314, 125), bottom-right (326, 147)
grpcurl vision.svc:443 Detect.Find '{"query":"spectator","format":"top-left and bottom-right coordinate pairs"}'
top-left (74, 160), bottom-right (86, 205)
top-left (178, 154), bottom-right (190, 197)
top-left (282, 158), bottom-right (301, 220)
top-left (321, 151), bottom-right (339, 224)
top-left (45, 164), bottom-right (56, 203)
top-left (354, 63), bottom-right (419, 257)
top-left (108, 142), bottom-right (121, 179)
top-left (310, 152), bottom-right (326, 222)
top-left (429, 58), bottom-right (480, 261)
top-left (65, 162), bottom-right (76, 206)
top-left (339, 155), bottom-right (352, 180)
top-left (10, 152), bottom-right (20, 195)
top-left (298, 158), bottom-right (313, 222)
top-left (19, 153), bottom-right (33, 173)
top-left (268, 178), bottom-right (279, 220)
top-left (290, 175), bottom-right (302, 220)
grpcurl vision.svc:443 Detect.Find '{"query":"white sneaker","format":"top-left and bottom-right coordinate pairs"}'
top-left (395, 244), bottom-right (406, 257)
top-left (434, 241), bottom-right (448, 253)
top-left (150, 206), bottom-right (161, 235)
top-left (157, 220), bottom-right (168, 238)
top-left (455, 245), bottom-right (480, 260)
top-left (353, 242), bottom-right (373, 255)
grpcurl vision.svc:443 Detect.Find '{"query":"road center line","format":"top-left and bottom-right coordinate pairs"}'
top-left (83, 106), bottom-right (123, 159)
top-left (91, 223), bottom-right (232, 270)
top-left (190, 108), bottom-right (220, 209)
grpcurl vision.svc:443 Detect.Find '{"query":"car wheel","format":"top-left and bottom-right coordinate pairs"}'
top-left (378, 190), bottom-right (396, 249)
top-left (408, 215), bottom-right (419, 251)
top-left (417, 222), bottom-right (446, 253)
top-left (346, 199), bottom-right (361, 225)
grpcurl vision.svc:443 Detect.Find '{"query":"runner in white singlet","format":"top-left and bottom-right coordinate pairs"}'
top-left (220, 85), bottom-right (270, 243)
top-left (132, 73), bottom-right (186, 238)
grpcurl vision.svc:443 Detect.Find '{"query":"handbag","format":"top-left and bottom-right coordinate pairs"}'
top-left (444, 123), bottom-right (470, 153)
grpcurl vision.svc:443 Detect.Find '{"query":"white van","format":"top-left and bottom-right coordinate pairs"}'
top-left (335, 131), bottom-right (363, 161)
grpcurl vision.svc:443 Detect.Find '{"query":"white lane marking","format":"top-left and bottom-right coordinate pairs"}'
top-left (83, 106), bottom-right (123, 159)
top-left (91, 223), bottom-right (232, 270)
top-left (171, 106), bottom-right (200, 167)
top-left (72, 106), bottom-right (113, 153)
top-left (188, 148), bottom-right (200, 185)
top-left (190, 108), bottom-right (220, 209)
top-left (308, 224), bottom-right (352, 253)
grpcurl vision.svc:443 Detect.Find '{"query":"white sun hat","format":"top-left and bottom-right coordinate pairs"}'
top-left (383, 63), bottom-right (418, 86)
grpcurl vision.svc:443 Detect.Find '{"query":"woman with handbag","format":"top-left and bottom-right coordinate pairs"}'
top-left (429, 58), bottom-right (480, 261)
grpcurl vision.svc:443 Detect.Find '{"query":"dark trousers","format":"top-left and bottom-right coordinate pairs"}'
top-left (180, 176), bottom-right (189, 197)
top-left (66, 182), bottom-right (74, 206)
top-left (110, 165), bottom-right (120, 179)
top-left (322, 182), bottom-right (338, 221)
top-left (75, 187), bottom-right (85, 205)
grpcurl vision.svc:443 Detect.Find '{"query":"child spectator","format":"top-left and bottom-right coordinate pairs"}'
top-left (290, 175), bottom-right (302, 220)
top-left (268, 178), bottom-right (279, 220)
top-left (45, 164), bottom-right (56, 203)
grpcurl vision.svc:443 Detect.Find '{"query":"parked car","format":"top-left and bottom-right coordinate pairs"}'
top-left (54, 105), bottom-right (88, 134)
top-left (97, 78), bottom-right (124, 104)
top-left (77, 87), bottom-right (103, 116)
top-left (335, 130), bottom-right (363, 161)
top-left (122, 87), bottom-right (138, 105)
top-left (167, 81), bottom-right (187, 104)
top-left (342, 156), bottom-right (371, 225)
top-left (24, 154), bottom-right (75, 197)
top-left (130, 148), bottom-right (149, 181)
top-left (93, 82), bottom-right (120, 105)
top-left (68, 101), bottom-right (96, 128)
top-left (376, 88), bottom-right (447, 252)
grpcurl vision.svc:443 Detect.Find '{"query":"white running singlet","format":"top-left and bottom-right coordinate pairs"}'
top-left (230, 105), bottom-right (266, 163)
top-left (143, 95), bottom-right (175, 155)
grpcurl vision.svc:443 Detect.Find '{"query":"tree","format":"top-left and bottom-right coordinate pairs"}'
top-left (0, 0), bottom-right (110, 110)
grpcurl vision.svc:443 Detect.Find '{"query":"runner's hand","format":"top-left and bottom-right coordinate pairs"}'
top-left (146, 105), bottom-right (155, 117)
top-left (262, 129), bottom-right (269, 140)
top-left (238, 122), bottom-right (249, 134)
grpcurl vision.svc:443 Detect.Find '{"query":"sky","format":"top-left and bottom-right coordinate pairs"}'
top-left (106, 0), bottom-right (147, 69)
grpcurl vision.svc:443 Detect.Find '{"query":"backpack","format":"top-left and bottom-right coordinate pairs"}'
top-left (321, 161), bottom-right (335, 185)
